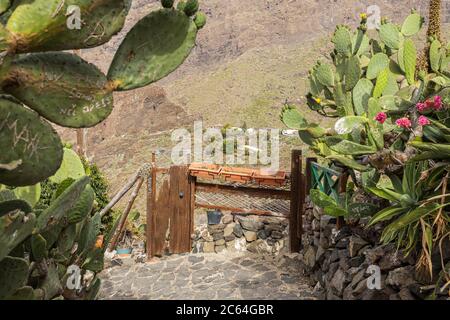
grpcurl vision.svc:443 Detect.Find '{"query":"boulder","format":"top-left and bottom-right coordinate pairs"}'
top-left (224, 223), bottom-right (235, 237)
top-left (330, 268), bottom-right (346, 296)
top-left (303, 246), bottom-right (317, 270)
top-left (233, 223), bottom-right (244, 237)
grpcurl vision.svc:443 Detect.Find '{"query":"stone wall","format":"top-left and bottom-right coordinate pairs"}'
top-left (191, 212), bottom-right (289, 255)
top-left (300, 198), bottom-right (450, 300)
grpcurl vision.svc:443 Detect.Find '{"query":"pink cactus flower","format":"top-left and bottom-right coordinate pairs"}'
top-left (416, 102), bottom-right (428, 113)
top-left (395, 117), bottom-right (412, 129)
top-left (433, 95), bottom-right (443, 110)
top-left (374, 112), bottom-right (387, 124)
top-left (418, 115), bottom-right (430, 126)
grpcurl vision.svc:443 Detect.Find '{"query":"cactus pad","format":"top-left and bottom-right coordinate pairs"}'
top-left (13, 183), bottom-right (41, 207)
top-left (379, 23), bottom-right (400, 49)
top-left (162, 0), bottom-right (175, 8)
top-left (0, 210), bottom-right (36, 261)
top-left (0, 199), bottom-right (32, 217)
top-left (367, 53), bottom-right (389, 80)
top-left (49, 148), bottom-right (86, 184)
top-left (5, 0), bottom-right (131, 52)
top-left (0, 98), bottom-right (63, 187)
top-left (0, 0), bottom-right (11, 15)
top-left (68, 185), bottom-right (95, 224)
top-left (345, 56), bottom-right (361, 91)
top-left (36, 176), bottom-right (90, 233)
top-left (352, 78), bottom-right (374, 115)
top-left (108, 9), bottom-right (198, 91)
top-left (401, 13), bottom-right (423, 37)
top-left (403, 39), bottom-right (417, 85)
top-left (3, 52), bottom-right (113, 128)
top-left (0, 256), bottom-right (29, 299)
top-left (31, 233), bottom-right (47, 262)
top-left (332, 26), bottom-right (352, 56)
top-left (373, 67), bottom-right (389, 98)
top-left (429, 40), bottom-right (442, 73)
top-left (314, 63), bottom-right (335, 87)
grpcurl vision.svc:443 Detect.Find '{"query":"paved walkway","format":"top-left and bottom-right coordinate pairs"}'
top-left (98, 252), bottom-right (316, 300)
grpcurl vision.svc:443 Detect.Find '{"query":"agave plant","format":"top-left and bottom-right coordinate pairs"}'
top-left (367, 161), bottom-right (449, 278)
top-left (281, 11), bottom-right (449, 180)
top-left (0, 0), bottom-right (206, 187)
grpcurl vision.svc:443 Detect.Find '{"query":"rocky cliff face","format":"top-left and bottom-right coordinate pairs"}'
top-left (58, 0), bottom-right (443, 209)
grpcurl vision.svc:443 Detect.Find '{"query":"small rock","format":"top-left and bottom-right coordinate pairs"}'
top-left (349, 256), bottom-right (365, 268)
top-left (303, 246), bottom-right (317, 269)
top-left (247, 239), bottom-right (270, 254)
top-left (348, 236), bottom-right (368, 258)
top-left (203, 242), bottom-right (215, 253)
top-left (386, 266), bottom-right (416, 288)
top-left (271, 231), bottom-right (283, 239)
top-left (330, 268), bottom-right (346, 296)
top-left (224, 234), bottom-right (236, 242)
top-left (364, 246), bottom-right (384, 264)
top-left (200, 230), bottom-right (213, 242)
top-left (243, 230), bottom-right (257, 242)
top-left (398, 287), bottom-right (415, 300)
top-left (215, 239), bottom-right (225, 246)
top-left (257, 230), bottom-right (267, 240)
top-left (233, 223), bottom-right (244, 237)
top-left (222, 214), bottom-right (234, 224)
top-left (238, 217), bottom-right (264, 231)
top-left (212, 232), bottom-right (224, 241)
top-left (215, 245), bottom-right (226, 253)
top-left (223, 223), bottom-right (235, 237)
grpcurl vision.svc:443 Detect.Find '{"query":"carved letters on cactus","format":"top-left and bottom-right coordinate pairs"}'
top-left (3, 52), bottom-right (114, 128)
top-left (0, 97), bottom-right (63, 187)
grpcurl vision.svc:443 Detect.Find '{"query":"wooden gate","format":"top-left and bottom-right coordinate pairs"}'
top-left (146, 165), bottom-right (195, 257)
top-left (146, 150), bottom-right (307, 259)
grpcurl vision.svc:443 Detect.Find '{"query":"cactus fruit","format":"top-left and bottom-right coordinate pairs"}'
top-left (108, 9), bottom-right (198, 91)
top-left (36, 176), bottom-right (90, 233)
top-left (177, 1), bottom-right (187, 11)
top-left (0, 256), bottom-right (29, 299)
top-left (162, 0), bottom-right (175, 8)
top-left (49, 148), bottom-right (86, 184)
top-left (3, 52), bottom-right (114, 128)
top-left (194, 12), bottom-right (207, 30)
top-left (0, 210), bottom-right (36, 261)
top-left (0, 97), bottom-right (63, 187)
top-left (184, 0), bottom-right (199, 17)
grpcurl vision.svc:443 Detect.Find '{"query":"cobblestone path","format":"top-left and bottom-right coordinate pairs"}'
top-left (99, 253), bottom-right (316, 300)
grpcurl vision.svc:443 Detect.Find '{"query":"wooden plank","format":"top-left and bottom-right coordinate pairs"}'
top-left (195, 182), bottom-right (290, 200)
top-left (195, 202), bottom-right (289, 217)
top-left (336, 172), bottom-right (348, 230)
top-left (169, 166), bottom-right (192, 254)
top-left (152, 178), bottom-right (170, 256)
top-left (289, 149), bottom-right (302, 252)
top-left (189, 175), bottom-right (197, 238)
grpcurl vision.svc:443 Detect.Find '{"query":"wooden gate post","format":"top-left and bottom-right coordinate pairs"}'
top-left (146, 152), bottom-right (157, 260)
top-left (336, 171), bottom-right (349, 230)
top-left (290, 149), bottom-right (303, 252)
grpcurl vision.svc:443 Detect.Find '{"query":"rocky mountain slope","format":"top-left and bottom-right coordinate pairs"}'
top-left (58, 0), bottom-right (443, 211)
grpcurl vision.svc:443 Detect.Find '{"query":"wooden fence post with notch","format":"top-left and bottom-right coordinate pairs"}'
top-left (290, 149), bottom-right (302, 252)
top-left (146, 152), bottom-right (157, 260)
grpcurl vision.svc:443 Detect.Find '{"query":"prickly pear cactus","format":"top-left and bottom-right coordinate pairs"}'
top-left (281, 10), bottom-right (449, 175)
top-left (0, 0), bottom-right (207, 187)
top-left (0, 256), bottom-right (29, 299)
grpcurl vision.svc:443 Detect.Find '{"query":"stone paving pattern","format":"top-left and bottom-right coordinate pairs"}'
top-left (99, 253), bottom-right (316, 300)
